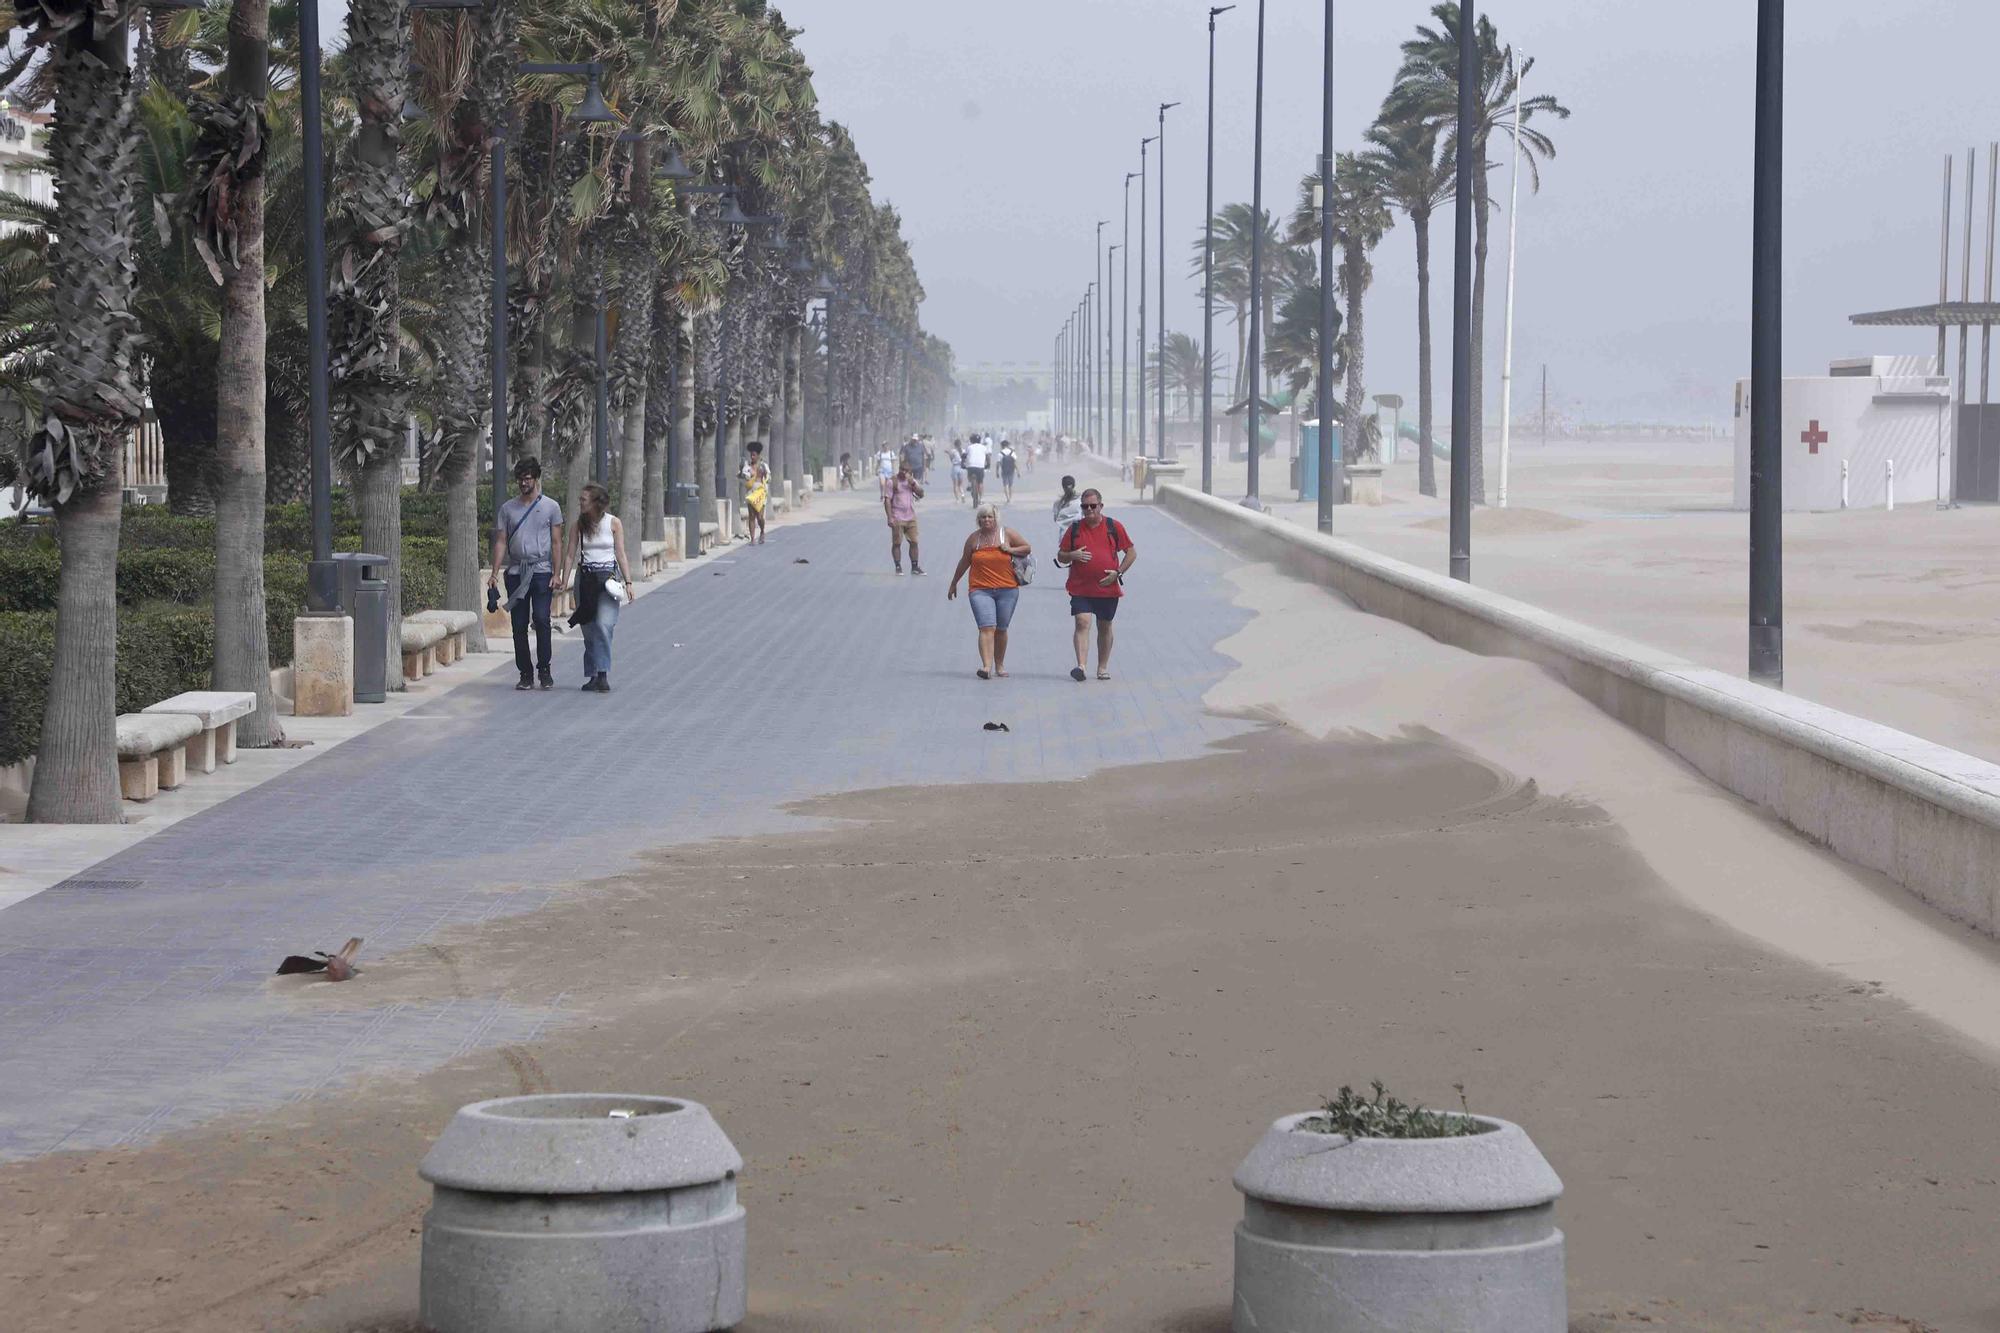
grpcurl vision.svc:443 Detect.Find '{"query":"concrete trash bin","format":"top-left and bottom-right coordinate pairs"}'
top-left (671, 483), bottom-right (703, 558)
top-left (419, 1094), bottom-right (746, 1333)
top-left (1231, 1112), bottom-right (1564, 1332)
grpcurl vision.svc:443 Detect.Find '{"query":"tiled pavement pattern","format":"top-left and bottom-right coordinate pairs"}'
top-left (0, 496), bottom-right (1252, 1160)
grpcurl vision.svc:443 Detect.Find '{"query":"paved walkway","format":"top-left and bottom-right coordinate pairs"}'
top-left (0, 477), bottom-right (1247, 1159)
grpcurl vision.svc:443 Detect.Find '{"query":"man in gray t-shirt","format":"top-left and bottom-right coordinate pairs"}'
top-left (488, 457), bottom-right (565, 689)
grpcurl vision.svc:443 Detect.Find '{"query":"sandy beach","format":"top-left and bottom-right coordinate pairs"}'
top-left (1142, 430), bottom-right (2000, 769)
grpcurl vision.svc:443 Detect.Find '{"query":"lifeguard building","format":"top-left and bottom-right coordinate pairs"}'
top-left (1731, 355), bottom-right (1951, 510)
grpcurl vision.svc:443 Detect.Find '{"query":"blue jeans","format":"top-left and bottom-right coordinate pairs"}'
top-left (505, 570), bottom-right (552, 676)
top-left (581, 584), bottom-right (620, 679)
top-left (968, 586), bottom-right (1019, 630)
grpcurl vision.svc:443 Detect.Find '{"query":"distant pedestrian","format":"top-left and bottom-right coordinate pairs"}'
top-left (963, 433), bottom-right (991, 505)
top-left (998, 440), bottom-right (1018, 501)
top-left (1054, 488), bottom-right (1136, 681)
top-left (882, 459), bottom-right (926, 576)
top-left (947, 502), bottom-right (1032, 680)
top-left (488, 456), bottom-right (564, 691)
top-left (876, 443), bottom-right (898, 481)
top-left (740, 441), bottom-right (771, 545)
top-left (838, 452), bottom-right (855, 489)
top-left (1051, 474), bottom-right (1083, 537)
top-left (900, 433), bottom-right (927, 482)
top-left (949, 440), bottom-right (967, 503)
top-left (557, 482), bottom-right (635, 693)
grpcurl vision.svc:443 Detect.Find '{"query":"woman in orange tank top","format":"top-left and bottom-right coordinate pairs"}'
top-left (947, 503), bottom-right (1032, 679)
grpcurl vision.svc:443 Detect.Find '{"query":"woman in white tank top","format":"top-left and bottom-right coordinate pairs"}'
top-left (556, 482), bottom-right (633, 693)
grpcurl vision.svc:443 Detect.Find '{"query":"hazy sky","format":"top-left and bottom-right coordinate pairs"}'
top-left (777, 0), bottom-right (2000, 423)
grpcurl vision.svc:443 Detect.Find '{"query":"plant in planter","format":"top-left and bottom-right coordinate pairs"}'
top-left (1232, 1082), bottom-right (1564, 1333)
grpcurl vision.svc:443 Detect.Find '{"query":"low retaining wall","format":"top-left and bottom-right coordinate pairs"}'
top-left (1160, 484), bottom-right (2000, 940)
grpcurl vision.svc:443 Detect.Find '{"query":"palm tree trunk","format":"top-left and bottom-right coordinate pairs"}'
top-left (1470, 164), bottom-right (1490, 505)
top-left (209, 0), bottom-right (281, 744)
top-left (673, 304), bottom-right (697, 514)
top-left (641, 285), bottom-right (670, 542)
top-left (1413, 205), bottom-right (1437, 498)
top-left (1343, 256), bottom-right (1369, 462)
top-left (27, 20), bottom-right (145, 823)
top-left (788, 323), bottom-right (807, 492)
top-left (694, 310), bottom-right (715, 512)
top-left (1230, 302), bottom-right (1248, 454)
top-left (330, 0), bottom-right (409, 691)
top-left (615, 270), bottom-right (653, 548)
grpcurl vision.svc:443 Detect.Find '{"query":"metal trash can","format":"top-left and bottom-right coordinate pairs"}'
top-left (420, 1094), bottom-right (746, 1333)
top-left (331, 552), bottom-right (390, 704)
top-left (671, 483), bottom-right (703, 558)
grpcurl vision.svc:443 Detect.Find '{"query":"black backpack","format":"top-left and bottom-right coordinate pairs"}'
top-left (1062, 516), bottom-right (1126, 559)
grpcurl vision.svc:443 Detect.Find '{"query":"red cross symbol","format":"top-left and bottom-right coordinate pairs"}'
top-left (1801, 420), bottom-right (1829, 454)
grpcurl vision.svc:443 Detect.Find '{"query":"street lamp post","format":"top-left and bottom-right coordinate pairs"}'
top-left (1106, 242), bottom-right (1120, 453)
top-left (1204, 6), bottom-right (1235, 495)
top-left (1315, 0), bottom-right (1339, 532)
top-left (1448, 0), bottom-right (1476, 581)
top-left (1139, 135), bottom-right (1156, 460)
top-left (1158, 102), bottom-right (1180, 461)
top-left (1123, 171), bottom-right (1137, 461)
top-left (1096, 220), bottom-right (1108, 447)
top-left (1245, 0), bottom-right (1268, 505)
top-left (1748, 0), bottom-right (1784, 683)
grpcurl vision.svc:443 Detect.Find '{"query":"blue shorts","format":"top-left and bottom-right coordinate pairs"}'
top-left (1069, 595), bottom-right (1120, 622)
top-left (969, 586), bottom-right (1019, 630)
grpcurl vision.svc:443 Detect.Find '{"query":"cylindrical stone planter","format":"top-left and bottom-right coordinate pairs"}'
top-left (419, 1094), bottom-right (745, 1333)
top-left (1232, 1111), bottom-right (1564, 1333)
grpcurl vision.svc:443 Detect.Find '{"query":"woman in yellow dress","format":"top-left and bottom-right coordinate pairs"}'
top-left (741, 441), bottom-right (771, 544)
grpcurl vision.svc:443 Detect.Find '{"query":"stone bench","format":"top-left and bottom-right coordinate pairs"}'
top-left (400, 620), bottom-right (449, 680)
top-left (698, 521), bottom-right (720, 553)
top-left (409, 609), bottom-right (480, 664)
top-left (640, 540), bottom-right (668, 578)
top-left (141, 690), bottom-right (256, 774)
top-left (115, 712), bottom-right (202, 801)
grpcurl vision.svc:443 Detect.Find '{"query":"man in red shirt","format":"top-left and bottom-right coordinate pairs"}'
top-left (1053, 488), bottom-right (1137, 680)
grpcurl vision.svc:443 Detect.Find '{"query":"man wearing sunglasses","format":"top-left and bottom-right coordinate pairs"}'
top-left (1054, 488), bottom-right (1137, 681)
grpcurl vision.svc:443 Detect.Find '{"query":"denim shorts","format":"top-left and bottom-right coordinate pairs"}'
top-left (969, 586), bottom-right (1019, 630)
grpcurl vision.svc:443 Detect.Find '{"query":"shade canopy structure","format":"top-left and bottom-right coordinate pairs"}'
top-left (1850, 302), bottom-right (2000, 328)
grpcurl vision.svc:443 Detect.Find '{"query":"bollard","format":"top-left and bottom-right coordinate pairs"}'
top-left (1887, 457), bottom-right (1896, 510)
top-left (419, 1094), bottom-right (745, 1333)
top-left (1841, 458), bottom-right (1849, 509)
top-left (1232, 1111), bottom-right (1564, 1332)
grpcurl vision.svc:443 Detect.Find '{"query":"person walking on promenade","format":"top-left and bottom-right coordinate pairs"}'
top-left (557, 482), bottom-right (635, 693)
top-left (998, 439), bottom-right (1019, 502)
top-left (876, 442), bottom-right (898, 482)
top-left (947, 502), bottom-right (1032, 680)
top-left (1055, 488), bottom-right (1136, 681)
top-left (949, 439), bottom-right (967, 503)
top-left (963, 432), bottom-right (991, 506)
top-left (741, 441), bottom-right (771, 545)
top-left (488, 456), bottom-right (564, 691)
top-left (1051, 474), bottom-right (1083, 537)
top-left (838, 452), bottom-right (855, 489)
top-left (900, 433), bottom-right (928, 483)
top-left (883, 457), bottom-right (926, 576)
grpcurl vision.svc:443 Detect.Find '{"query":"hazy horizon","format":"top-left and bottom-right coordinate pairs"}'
top-left (779, 0), bottom-right (2000, 425)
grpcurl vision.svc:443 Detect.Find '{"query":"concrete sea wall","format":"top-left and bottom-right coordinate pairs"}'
top-left (1160, 483), bottom-right (2000, 940)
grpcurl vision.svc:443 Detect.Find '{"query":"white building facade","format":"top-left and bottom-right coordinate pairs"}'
top-left (1732, 356), bottom-right (1952, 510)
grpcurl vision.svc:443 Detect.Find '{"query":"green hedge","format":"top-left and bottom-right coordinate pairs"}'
top-left (0, 489), bottom-right (458, 554)
top-left (0, 534), bottom-right (447, 767)
top-left (0, 606), bottom-right (219, 768)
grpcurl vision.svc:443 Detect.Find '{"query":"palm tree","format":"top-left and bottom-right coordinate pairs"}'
top-left (329, 0), bottom-right (413, 690)
top-left (1292, 154), bottom-right (1392, 465)
top-left (1263, 278), bottom-right (1342, 414)
top-left (1362, 113), bottom-right (1451, 497)
top-left (177, 0), bottom-right (286, 744)
top-left (1389, 3), bottom-right (1567, 501)
top-left (10, 3), bottom-right (148, 822)
top-left (1189, 203), bottom-right (1282, 457)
